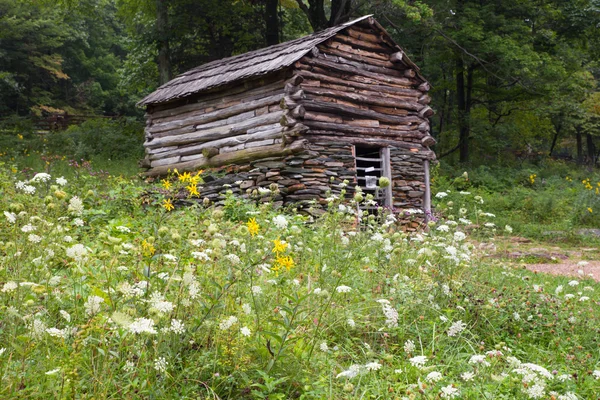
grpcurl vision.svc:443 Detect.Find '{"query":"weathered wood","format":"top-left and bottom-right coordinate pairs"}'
top-left (302, 85), bottom-right (424, 111)
top-left (303, 111), bottom-right (342, 124)
top-left (298, 57), bottom-right (416, 88)
top-left (334, 33), bottom-right (391, 52)
top-left (314, 51), bottom-right (407, 79)
top-left (146, 111), bottom-right (284, 148)
top-left (302, 100), bottom-right (422, 125)
top-left (317, 44), bottom-right (397, 69)
top-left (148, 93), bottom-right (283, 133)
top-left (302, 121), bottom-right (427, 138)
top-left (149, 126), bottom-right (285, 160)
top-left (418, 82), bottom-right (431, 92)
top-left (418, 106), bottom-right (434, 118)
top-left (418, 94), bottom-right (431, 105)
top-left (145, 140), bottom-right (307, 176)
top-left (294, 68), bottom-right (424, 98)
top-left (150, 78), bottom-right (286, 119)
top-left (345, 27), bottom-right (383, 44)
top-left (289, 105), bottom-right (306, 118)
top-left (404, 69), bottom-right (416, 78)
top-left (390, 51), bottom-right (404, 63)
top-left (326, 39), bottom-right (390, 61)
top-left (418, 121), bottom-right (429, 132)
top-left (280, 114), bottom-right (298, 127)
top-left (203, 147), bottom-right (219, 158)
top-left (421, 135), bottom-right (436, 147)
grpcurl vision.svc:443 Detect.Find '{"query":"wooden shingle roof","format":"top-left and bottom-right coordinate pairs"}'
top-left (139, 15), bottom-right (424, 106)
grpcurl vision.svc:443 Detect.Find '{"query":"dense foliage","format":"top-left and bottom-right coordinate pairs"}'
top-left (1, 0), bottom-right (598, 167)
top-left (0, 158), bottom-right (599, 398)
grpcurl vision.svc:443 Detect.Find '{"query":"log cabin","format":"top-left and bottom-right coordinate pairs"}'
top-left (138, 15), bottom-right (436, 226)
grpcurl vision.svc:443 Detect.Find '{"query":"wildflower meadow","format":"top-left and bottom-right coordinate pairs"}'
top-left (1, 160), bottom-right (599, 399)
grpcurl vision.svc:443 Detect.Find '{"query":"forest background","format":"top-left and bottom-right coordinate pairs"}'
top-left (1, 0), bottom-right (599, 167)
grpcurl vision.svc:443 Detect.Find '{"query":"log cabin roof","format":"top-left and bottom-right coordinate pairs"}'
top-left (139, 15), bottom-right (427, 106)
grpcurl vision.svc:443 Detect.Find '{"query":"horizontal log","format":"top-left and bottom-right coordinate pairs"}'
top-left (317, 45), bottom-right (397, 69)
top-left (280, 114), bottom-right (298, 127)
top-left (302, 100), bottom-right (421, 125)
top-left (149, 78), bottom-right (285, 119)
top-left (148, 126), bottom-right (284, 161)
top-left (418, 82), bottom-right (430, 92)
top-left (418, 106), bottom-right (434, 118)
top-left (144, 140), bottom-right (308, 177)
top-left (147, 93), bottom-right (283, 134)
top-left (315, 51), bottom-right (407, 79)
top-left (422, 135), bottom-right (437, 147)
top-left (145, 111), bottom-right (284, 148)
top-left (289, 105), bottom-right (305, 119)
top-left (298, 57), bottom-right (416, 88)
top-left (333, 33), bottom-right (391, 53)
top-left (418, 94), bottom-right (431, 105)
top-left (345, 27), bottom-right (383, 45)
top-left (404, 69), bottom-right (416, 78)
top-left (326, 40), bottom-right (390, 61)
top-left (303, 111), bottom-right (342, 124)
top-left (390, 51), bottom-right (404, 63)
top-left (302, 85), bottom-right (424, 111)
top-left (294, 68), bottom-right (424, 98)
top-left (306, 133), bottom-right (434, 153)
top-left (302, 121), bottom-right (427, 138)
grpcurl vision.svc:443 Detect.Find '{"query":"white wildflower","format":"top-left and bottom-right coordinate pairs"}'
top-left (437, 224), bottom-right (450, 232)
top-left (505, 225), bottom-right (513, 233)
top-left (128, 318), bottom-right (157, 334)
top-left (2, 281), bottom-right (18, 293)
top-left (45, 368), bottom-right (61, 376)
top-left (461, 371), bottom-right (475, 381)
top-left (68, 196), bottom-right (84, 215)
top-left (84, 295), bottom-right (104, 316)
top-left (440, 385), bottom-right (460, 399)
top-left (31, 173), bottom-right (51, 183)
top-left (447, 320), bottom-right (467, 337)
top-left (336, 285), bottom-right (352, 293)
top-left (336, 364), bottom-right (362, 379)
top-left (60, 310), bottom-right (71, 322)
top-left (46, 328), bottom-right (68, 339)
top-left (148, 292), bottom-right (174, 314)
top-left (409, 355), bottom-right (428, 368)
top-left (435, 192), bottom-right (448, 198)
top-left (568, 280), bottom-right (579, 287)
top-left (56, 176), bottom-right (67, 186)
top-left (4, 211), bottom-right (16, 223)
top-left (469, 355), bottom-right (490, 367)
top-left (252, 285), bottom-right (262, 295)
top-left (426, 371), bottom-right (443, 382)
top-left (319, 342), bottom-right (329, 352)
top-left (453, 231), bottom-right (466, 241)
top-left (347, 318), bottom-right (356, 328)
top-left (404, 340), bottom-right (416, 354)
top-left (272, 215), bottom-right (288, 229)
top-left (592, 370), bottom-right (600, 379)
top-left (381, 302), bottom-right (398, 328)
top-left (219, 316), bottom-right (238, 331)
top-left (154, 357), bottom-right (168, 373)
top-left (170, 319), bottom-right (185, 334)
top-left (66, 244), bottom-right (87, 261)
top-left (240, 326), bottom-right (251, 337)
top-left (365, 361), bottom-right (382, 371)
top-left (242, 303), bottom-right (252, 315)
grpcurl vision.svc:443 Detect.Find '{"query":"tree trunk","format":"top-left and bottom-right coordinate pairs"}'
top-left (265, 0), bottom-right (279, 46)
top-left (456, 56), bottom-right (473, 163)
top-left (329, 0), bottom-right (351, 27)
top-left (156, 0), bottom-right (171, 85)
top-left (576, 128), bottom-right (583, 164)
top-left (549, 129), bottom-right (560, 157)
top-left (586, 133), bottom-right (597, 166)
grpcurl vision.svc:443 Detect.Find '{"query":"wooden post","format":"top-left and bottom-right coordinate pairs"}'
top-left (423, 160), bottom-right (431, 221)
top-left (381, 147), bottom-right (393, 208)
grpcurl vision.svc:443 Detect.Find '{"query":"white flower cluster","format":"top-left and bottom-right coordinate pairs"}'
top-left (336, 361), bottom-right (381, 379)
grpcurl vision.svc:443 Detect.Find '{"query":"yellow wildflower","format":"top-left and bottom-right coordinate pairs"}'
top-left (141, 240), bottom-right (156, 256)
top-left (588, 207), bottom-right (593, 213)
top-left (162, 179), bottom-right (172, 190)
top-left (162, 198), bottom-right (175, 211)
top-left (246, 218), bottom-right (259, 236)
top-left (274, 254), bottom-right (294, 272)
top-left (272, 239), bottom-right (288, 254)
top-left (187, 183), bottom-right (199, 197)
top-left (178, 171), bottom-right (192, 183)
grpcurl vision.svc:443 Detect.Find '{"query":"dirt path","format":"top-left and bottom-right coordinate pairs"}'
top-left (525, 261), bottom-right (600, 282)
top-left (481, 237), bottom-right (600, 282)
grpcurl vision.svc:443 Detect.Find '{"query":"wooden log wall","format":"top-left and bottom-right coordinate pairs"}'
top-left (142, 74), bottom-right (294, 175)
top-left (284, 22), bottom-right (436, 218)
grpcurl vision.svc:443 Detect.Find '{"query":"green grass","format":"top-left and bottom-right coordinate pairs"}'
top-left (0, 155), bottom-right (599, 399)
